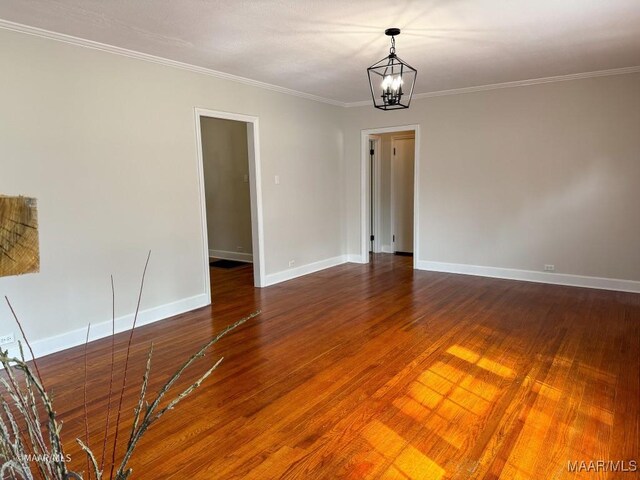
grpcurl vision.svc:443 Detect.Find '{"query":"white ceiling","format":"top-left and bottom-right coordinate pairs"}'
top-left (1, 0), bottom-right (639, 104)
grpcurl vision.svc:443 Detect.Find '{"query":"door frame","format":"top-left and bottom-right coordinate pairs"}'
top-left (369, 135), bottom-right (383, 253)
top-left (194, 108), bottom-right (266, 291)
top-left (390, 133), bottom-right (417, 254)
top-left (360, 124), bottom-right (420, 268)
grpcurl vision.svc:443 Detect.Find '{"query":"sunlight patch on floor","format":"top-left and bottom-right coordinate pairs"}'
top-left (446, 344), bottom-right (516, 379)
top-left (362, 420), bottom-right (445, 480)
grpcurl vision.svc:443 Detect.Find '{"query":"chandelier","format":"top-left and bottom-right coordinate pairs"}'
top-left (367, 28), bottom-right (417, 110)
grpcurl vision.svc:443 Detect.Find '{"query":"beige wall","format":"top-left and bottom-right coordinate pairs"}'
top-left (0, 28), bottom-right (344, 355)
top-left (344, 73), bottom-right (640, 281)
top-left (201, 117), bottom-right (253, 258)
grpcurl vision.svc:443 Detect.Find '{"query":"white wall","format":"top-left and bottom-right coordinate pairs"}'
top-left (343, 73), bottom-right (640, 284)
top-left (201, 117), bottom-right (253, 260)
top-left (0, 27), bottom-right (344, 357)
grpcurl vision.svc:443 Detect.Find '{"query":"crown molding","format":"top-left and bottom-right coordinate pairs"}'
top-left (2, 18), bottom-right (639, 109)
top-left (0, 18), bottom-right (348, 107)
top-left (345, 65), bottom-right (640, 107)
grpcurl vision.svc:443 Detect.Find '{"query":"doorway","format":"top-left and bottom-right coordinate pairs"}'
top-left (195, 109), bottom-right (265, 292)
top-left (360, 125), bottom-right (420, 267)
top-left (391, 133), bottom-right (415, 256)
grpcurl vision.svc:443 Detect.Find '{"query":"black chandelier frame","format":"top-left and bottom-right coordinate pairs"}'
top-left (367, 28), bottom-right (417, 111)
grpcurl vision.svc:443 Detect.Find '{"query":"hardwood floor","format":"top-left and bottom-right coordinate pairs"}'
top-left (22, 255), bottom-right (640, 478)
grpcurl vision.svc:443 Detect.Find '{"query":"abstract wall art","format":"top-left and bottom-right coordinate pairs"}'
top-left (0, 195), bottom-right (40, 277)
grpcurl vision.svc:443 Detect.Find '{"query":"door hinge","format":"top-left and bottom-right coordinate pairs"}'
top-left (393, 147), bottom-right (396, 155)
top-left (393, 234), bottom-right (395, 242)
top-left (370, 235), bottom-right (374, 241)
top-left (370, 149), bottom-right (375, 155)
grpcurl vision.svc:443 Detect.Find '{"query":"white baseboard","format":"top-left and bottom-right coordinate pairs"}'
top-left (209, 249), bottom-right (253, 263)
top-left (346, 254), bottom-right (368, 264)
top-left (264, 255), bottom-right (347, 286)
top-left (381, 245), bottom-right (393, 253)
top-left (4, 293), bottom-right (210, 361)
top-left (416, 260), bottom-right (640, 293)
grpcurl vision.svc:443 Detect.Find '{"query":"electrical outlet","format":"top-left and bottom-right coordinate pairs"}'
top-left (288, 260), bottom-right (295, 267)
top-left (0, 333), bottom-right (15, 346)
top-left (544, 264), bottom-right (555, 272)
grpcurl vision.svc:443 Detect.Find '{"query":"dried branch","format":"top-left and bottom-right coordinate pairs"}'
top-left (1, 460), bottom-right (32, 480)
top-left (18, 342), bottom-right (42, 438)
top-left (77, 438), bottom-right (102, 480)
top-left (4, 297), bottom-right (44, 390)
top-left (0, 358), bottom-right (51, 475)
top-left (0, 385), bottom-right (30, 470)
top-left (1, 349), bottom-right (69, 479)
top-left (0, 393), bottom-right (34, 479)
top-left (128, 344), bottom-right (153, 450)
top-left (154, 357), bottom-right (223, 419)
top-left (100, 275), bottom-right (117, 472)
top-left (3, 298), bottom-right (59, 478)
top-left (83, 323), bottom-right (92, 480)
top-left (110, 250), bottom-right (151, 480)
top-left (20, 358), bottom-right (68, 479)
top-left (114, 311), bottom-right (257, 479)
top-left (5, 346), bottom-right (46, 480)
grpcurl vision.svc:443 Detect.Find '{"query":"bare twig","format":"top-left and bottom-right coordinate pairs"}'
top-left (1, 349), bottom-right (69, 479)
top-left (84, 323), bottom-right (92, 480)
top-left (0, 382), bottom-right (33, 474)
top-left (3, 297), bottom-right (57, 478)
top-left (110, 251), bottom-right (151, 480)
top-left (0, 358), bottom-right (51, 474)
top-left (17, 343), bottom-right (48, 480)
top-left (0, 393), bottom-right (34, 479)
top-left (1, 460), bottom-right (32, 480)
top-left (114, 312), bottom-right (257, 478)
top-left (154, 357), bottom-right (223, 418)
top-left (128, 344), bottom-right (153, 450)
top-left (77, 438), bottom-right (102, 480)
top-left (100, 275), bottom-right (117, 472)
top-left (5, 297), bottom-right (45, 390)
top-left (18, 342), bottom-right (42, 434)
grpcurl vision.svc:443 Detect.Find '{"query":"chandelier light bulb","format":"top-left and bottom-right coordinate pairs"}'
top-left (382, 75), bottom-right (404, 92)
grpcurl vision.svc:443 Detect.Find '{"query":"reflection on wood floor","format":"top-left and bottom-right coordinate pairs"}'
top-left (35, 254), bottom-right (639, 479)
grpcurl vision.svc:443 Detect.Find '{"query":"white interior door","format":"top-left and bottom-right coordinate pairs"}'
top-left (392, 137), bottom-right (415, 254)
